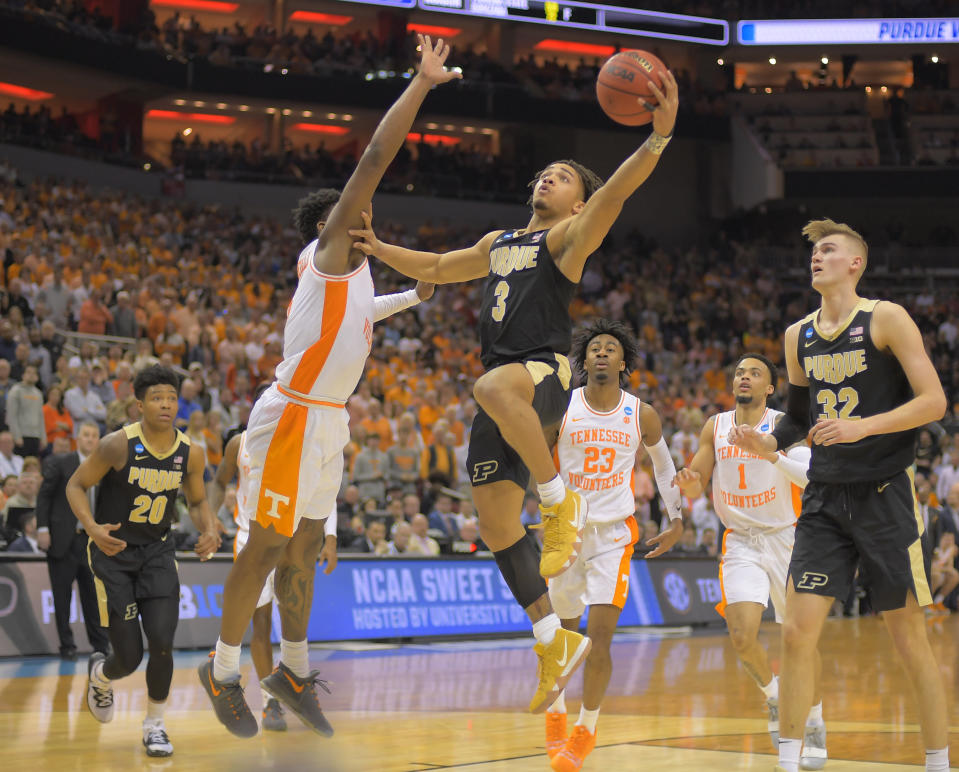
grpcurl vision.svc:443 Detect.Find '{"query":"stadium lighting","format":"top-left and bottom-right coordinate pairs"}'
top-left (150, 0), bottom-right (238, 12)
top-left (821, 56), bottom-right (829, 64)
top-left (768, 57), bottom-right (777, 65)
top-left (147, 110), bottom-right (236, 125)
top-left (931, 55), bottom-right (940, 63)
top-left (717, 58), bottom-right (724, 65)
top-left (289, 11), bottom-right (352, 25)
top-left (0, 82), bottom-right (54, 100)
top-left (291, 123), bottom-right (350, 135)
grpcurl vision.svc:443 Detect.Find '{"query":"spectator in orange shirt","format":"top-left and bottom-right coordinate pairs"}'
top-left (420, 418), bottom-right (456, 487)
top-left (43, 384), bottom-right (74, 447)
top-left (76, 287), bottom-right (113, 335)
top-left (417, 389), bottom-right (441, 444)
top-left (361, 398), bottom-right (393, 452)
top-left (255, 339), bottom-right (283, 383)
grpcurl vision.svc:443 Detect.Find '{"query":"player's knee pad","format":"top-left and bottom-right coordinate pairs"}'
top-left (494, 532), bottom-right (547, 609)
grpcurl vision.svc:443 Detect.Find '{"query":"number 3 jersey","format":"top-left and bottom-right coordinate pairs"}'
top-left (95, 423), bottom-right (192, 545)
top-left (478, 228), bottom-right (577, 369)
top-left (798, 298), bottom-right (915, 483)
top-left (555, 388), bottom-right (641, 524)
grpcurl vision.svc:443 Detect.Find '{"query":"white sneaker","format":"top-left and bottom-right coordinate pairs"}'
top-left (766, 697), bottom-right (779, 748)
top-left (800, 722), bottom-right (827, 770)
top-left (143, 720), bottom-right (174, 757)
top-left (86, 652), bottom-right (114, 723)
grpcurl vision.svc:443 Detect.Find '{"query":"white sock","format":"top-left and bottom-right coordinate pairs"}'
top-left (926, 747), bottom-right (949, 771)
top-left (548, 690), bottom-right (566, 714)
top-left (537, 475), bottom-right (565, 508)
top-left (90, 659), bottom-right (110, 689)
top-left (280, 638), bottom-right (310, 679)
top-left (778, 738), bottom-right (802, 772)
top-left (213, 638), bottom-right (241, 682)
top-left (532, 614), bottom-right (561, 646)
top-left (807, 701), bottom-right (823, 725)
top-left (145, 699), bottom-right (166, 724)
top-left (760, 674), bottom-right (778, 701)
top-left (576, 706), bottom-right (600, 734)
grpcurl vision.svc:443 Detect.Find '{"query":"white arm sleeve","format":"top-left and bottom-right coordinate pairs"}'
top-left (323, 509), bottom-right (337, 538)
top-left (772, 444), bottom-right (811, 489)
top-left (373, 289), bottom-right (420, 322)
top-left (645, 437), bottom-right (682, 521)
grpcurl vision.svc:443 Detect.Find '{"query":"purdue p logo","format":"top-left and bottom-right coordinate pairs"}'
top-left (796, 572), bottom-right (829, 591)
top-left (471, 461), bottom-right (499, 484)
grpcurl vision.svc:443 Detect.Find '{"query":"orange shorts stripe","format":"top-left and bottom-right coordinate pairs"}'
top-left (715, 528), bottom-right (732, 618)
top-left (288, 281), bottom-right (348, 395)
top-left (791, 482), bottom-right (802, 519)
top-left (612, 516), bottom-right (640, 609)
top-left (255, 402), bottom-right (308, 538)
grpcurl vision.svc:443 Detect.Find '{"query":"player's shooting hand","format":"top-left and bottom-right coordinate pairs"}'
top-left (648, 69), bottom-right (679, 138)
top-left (415, 281), bottom-right (435, 301)
top-left (809, 418), bottom-right (867, 446)
top-left (91, 522), bottom-right (127, 557)
top-left (671, 467), bottom-right (701, 493)
top-left (319, 535), bottom-right (338, 575)
top-left (349, 211), bottom-right (384, 257)
top-left (195, 530), bottom-right (220, 561)
top-left (645, 518), bottom-right (683, 559)
top-left (728, 425), bottom-right (776, 460)
top-left (415, 33), bottom-right (462, 86)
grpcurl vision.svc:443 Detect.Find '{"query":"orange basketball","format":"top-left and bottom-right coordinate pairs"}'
top-left (596, 50), bottom-right (668, 126)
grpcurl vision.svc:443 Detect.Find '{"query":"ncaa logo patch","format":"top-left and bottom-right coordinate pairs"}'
top-left (804, 327), bottom-right (814, 339)
top-left (623, 405), bottom-right (633, 416)
top-left (135, 444), bottom-right (145, 453)
top-left (760, 424), bottom-right (769, 432)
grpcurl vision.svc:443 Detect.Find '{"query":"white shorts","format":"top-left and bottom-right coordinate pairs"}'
top-left (233, 525), bottom-right (275, 609)
top-left (244, 385), bottom-right (349, 537)
top-left (718, 527), bottom-right (794, 623)
top-left (548, 518), bottom-right (639, 619)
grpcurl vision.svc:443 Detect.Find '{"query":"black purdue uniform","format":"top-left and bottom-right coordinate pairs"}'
top-left (467, 228), bottom-right (576, 489)
top-left (788, 299), bottom-right (932, 612)
top-left (87, 423), bottom-right (191, 699)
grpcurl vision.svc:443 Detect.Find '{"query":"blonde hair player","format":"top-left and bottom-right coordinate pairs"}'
top-left (673, 353), bottom-right (826, 769)
top-left (546, 319), bottom-right (683, 772)
top-left (731, 219), bottom-right (949, 772)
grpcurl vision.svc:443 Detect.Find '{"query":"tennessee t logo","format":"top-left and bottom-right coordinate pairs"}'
top-left (262, 489), bottom-right (291, 519)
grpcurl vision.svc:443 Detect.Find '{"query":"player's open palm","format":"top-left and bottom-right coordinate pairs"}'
top-left (350, 211), bottom-right (383, 257)
top-left (645, 518), bottom-right (683, 559)
top-left (415, 34), bottom-right (462, 86)
top-left (648, 69), bottom-right (679, 138)
top-left (91, 522), bottom-right (127, 556)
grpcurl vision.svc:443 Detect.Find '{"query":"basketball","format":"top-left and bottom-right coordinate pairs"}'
top-left (596, 50), bottom-right (668, 126)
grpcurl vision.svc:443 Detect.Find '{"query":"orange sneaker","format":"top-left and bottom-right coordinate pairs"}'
top-left (545, 711), bottom-right (568, 760)
top-left (551, 725), bottom-right (597, 772)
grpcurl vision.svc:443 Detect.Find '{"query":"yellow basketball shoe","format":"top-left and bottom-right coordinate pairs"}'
top-left (551, 725), bottom-right (597, 772)
top-left (545, 711), bottom-right (568, 760)
top-left (537, 488), bottom-right (588, 578)
top-left (529, 629), bottom-right (592, 713)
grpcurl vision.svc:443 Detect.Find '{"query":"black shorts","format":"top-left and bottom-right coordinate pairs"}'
top-left (87, 536), bottom-right (179, 626)
top-left (467, 355), bottom-right (573, 489)
top-left (789, 469), bottom-right (931, 613)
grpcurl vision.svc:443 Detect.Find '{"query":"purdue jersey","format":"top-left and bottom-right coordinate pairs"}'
top-left (95, 423), bottom-right (191, 545)
top-left (556, 388), bottom-right (641, 524)
top-left (798, 299), bottom-right (915, 483)
top-left (478, 228), bottom-right (577, 369)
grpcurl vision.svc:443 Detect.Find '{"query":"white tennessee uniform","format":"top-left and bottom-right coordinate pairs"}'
top-left (549, 388), bottom-right (641, 618)
top-left (712, 408), bottom-right (808, 622)
top-left (246, 240), bottom-right (373, 537)
top-left (233, 431), bottom-right (274, 608)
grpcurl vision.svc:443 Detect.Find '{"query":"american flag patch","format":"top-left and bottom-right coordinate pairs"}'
top-left (849, 326), bottom-right (863, 335)
top-left (174, 456), bottom-right (183, 464)
top-left (531, 232), bottom-right (543, 242)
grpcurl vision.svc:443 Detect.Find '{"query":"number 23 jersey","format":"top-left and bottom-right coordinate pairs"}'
top-left (94, 423), bottom-right (192, 545)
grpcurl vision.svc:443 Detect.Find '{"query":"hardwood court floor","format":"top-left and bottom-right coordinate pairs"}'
top-left (2, 615), bottom-right (958, 771)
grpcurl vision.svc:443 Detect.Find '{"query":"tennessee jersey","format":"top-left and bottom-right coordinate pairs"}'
top-left (556, 388), bottom-right (641, 524)
top-left (233, 430), bottom-right (253, 532)
top-left (274, 240), bottom-right (375, 406)
top-left (712, 408), bottom-right (803, 532)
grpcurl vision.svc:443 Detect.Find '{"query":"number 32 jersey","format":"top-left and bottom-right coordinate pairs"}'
top-left (555, 388), bottom-right (641, 524)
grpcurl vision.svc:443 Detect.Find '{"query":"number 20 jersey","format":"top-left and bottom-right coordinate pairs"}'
top-left (478, 228), bottom-right (577, 369)
top-left (555, 388), bottom-right (641, 524)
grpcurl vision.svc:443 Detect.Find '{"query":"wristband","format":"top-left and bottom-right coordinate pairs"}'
top-left (645, 131), bottom-right (672, 156)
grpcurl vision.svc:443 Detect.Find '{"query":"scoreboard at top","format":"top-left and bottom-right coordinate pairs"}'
top-left (338, 0), bottom-right (729, 46)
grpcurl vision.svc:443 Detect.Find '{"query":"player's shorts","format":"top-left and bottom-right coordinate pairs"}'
top-left (789, 469), bottom-right (931, 613)
top-left (87, 535), bottom-right (178, 627)
top-left (548, 517), bottom-right (639, 619)
top-left (717, 526), bottom-right (794, 622)
top-left (467, 354), bottom-right (572, 489)
top-left (245, 385), bottom-right (350, 538)
top-left (233, 525), bottom-right (275, 609)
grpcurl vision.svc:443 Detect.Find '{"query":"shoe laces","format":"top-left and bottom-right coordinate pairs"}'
top-left (90, 685), bottom-right (113, 708)
top-left (305, 670), bottom-right (332, 703)
top-left (145, 726), bottom-right (170, 746)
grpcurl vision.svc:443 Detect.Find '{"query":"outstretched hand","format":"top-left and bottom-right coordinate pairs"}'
top-left (350, 211), bottom-right (384, 257)
top-left (728, 425), bottom-right (776, 461)
top-left (415, 33), bottom-right (462, 86)
top-left (645, 69), bottom-right (679, 138)
top-left (645, 518), bottom-right (683, 559)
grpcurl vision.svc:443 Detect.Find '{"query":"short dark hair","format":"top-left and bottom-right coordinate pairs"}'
top-left (527, 159), bottom-right (604, 206)
top-left (252, 381), bottom-right (271, 406)
top-left (133, 364), bottom-right (180, 400)
top-left (736, 352), bottom-right (779, 389)
top-left (292, 188), bottom-right (341, 245)
top-left (571, 318), bottom-right (640, 388)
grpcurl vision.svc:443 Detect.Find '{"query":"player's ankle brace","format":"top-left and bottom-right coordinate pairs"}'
top-left (494, 533), bottom-right (547, 609)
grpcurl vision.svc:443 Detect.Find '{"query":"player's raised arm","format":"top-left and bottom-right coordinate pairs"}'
top-left (553, 70), bottom-right (678, 277)
top-left (66, 431), bottom-right (128, 556)
top-left (315, 34), bottom-right (461, 273)
top-left (351, 212), bottom-right (498, 283)
top-left (185, 439), bottom-right (220, 560)
top-left (672, 415), bottom-right (717, 499)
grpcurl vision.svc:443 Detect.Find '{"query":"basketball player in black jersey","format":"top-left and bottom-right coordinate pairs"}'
top-left (349, 72), bottom-right (679, 713)
top-left (730, 219), bottom-right (949, 772)
top-left (66, 365), bottom-right (220, 757)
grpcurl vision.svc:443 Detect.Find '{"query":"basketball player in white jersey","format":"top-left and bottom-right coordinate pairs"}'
top-left (200, 36), bottom-right (461, 738)
top-left (673, 353), bottom-right (827, 770)
top-left (545, 320), bottom-right (683, 772)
